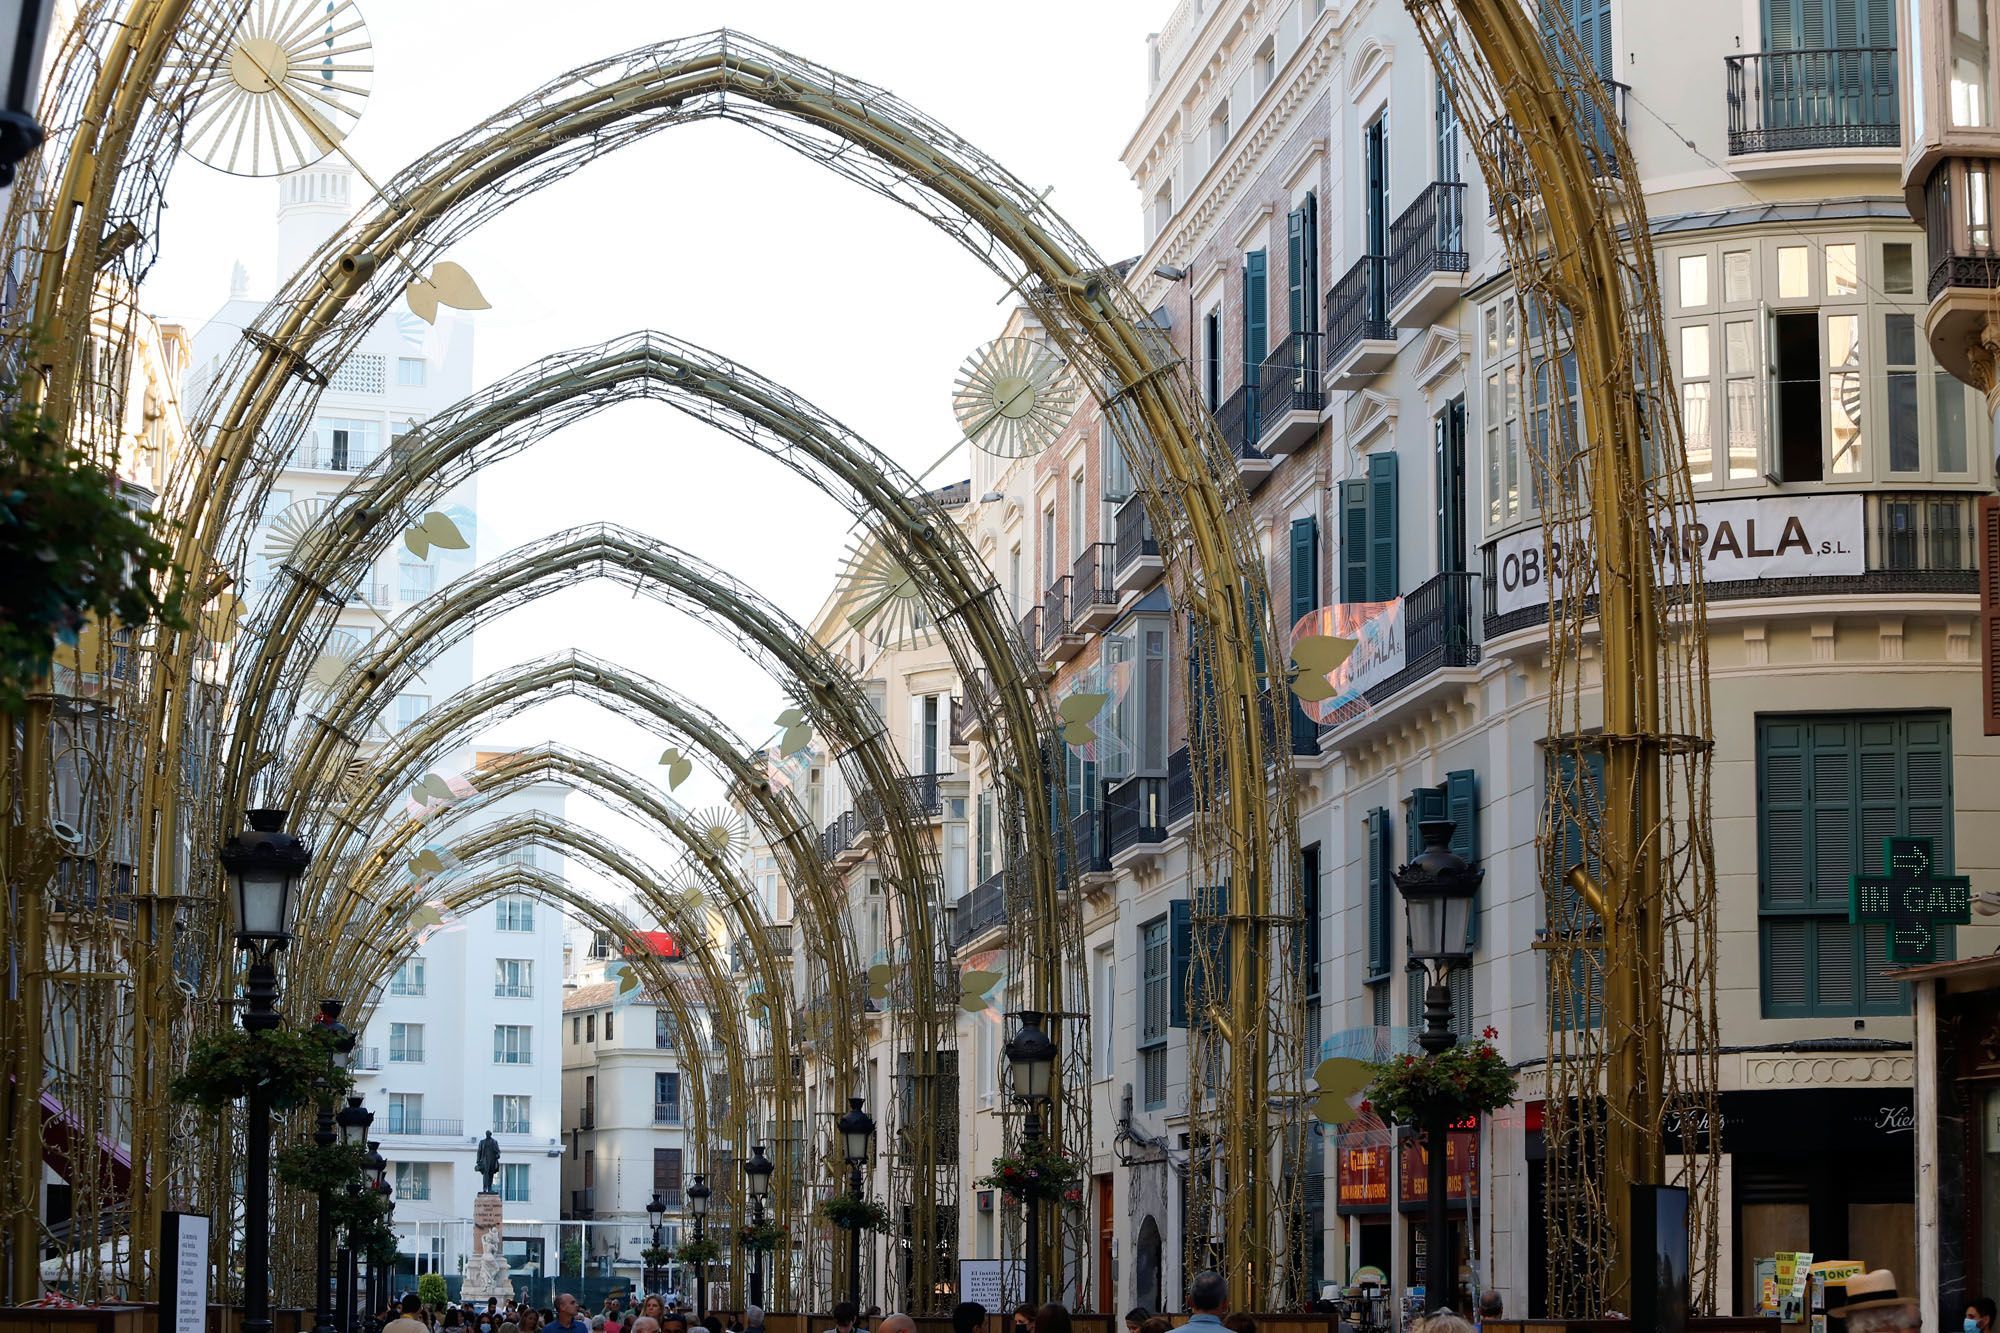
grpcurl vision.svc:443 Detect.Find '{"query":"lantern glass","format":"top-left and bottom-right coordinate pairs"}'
top-left (838, 1097), bottom-right (873, 1165)
top-left (647, 1194), bottom-right (666, 1225)
top-left (744, 1146), bottom-right (773, 1200)
top-left (1004, 1012), bottom-right (1058, 1104)
top-left (687, 1175), bottom-right (710, 1217)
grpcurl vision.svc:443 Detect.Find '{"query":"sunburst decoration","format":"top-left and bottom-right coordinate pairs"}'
top-left (171, 0), bottom-right (375, 177)
top-left (687, 807), bottom-right (748, 861)
top-left (838, 538), bottom-right (935, 650)
top-left (263, 496), bottom-right (337, 567)
top-left (952, 337), bottom-right (1080, 458)
top-left (306, 627), bottom-right (367, 692)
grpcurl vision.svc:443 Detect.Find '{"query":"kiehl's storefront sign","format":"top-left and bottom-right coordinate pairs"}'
top-left (1489, 493), bottom-right (1865, 617)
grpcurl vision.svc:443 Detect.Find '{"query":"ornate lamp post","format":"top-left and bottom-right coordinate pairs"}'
top-left (645, 1194), bottom-right (666, 1298)
top-left (1394, 819), bottom-right (1482, 1314)
top-left (334, 1097), bottom-right (373, 1331)
top-left (220, 809), bottom-right (309, 1333)
top-left (836, 1097), bottom-right (875, 1310)
top-left (742, 1145), bottom-right (773, 1309)
top-left (1003, 1012), bottom-right (1057, 1307)
top-left (0, 0), bottom-right (55, 187)
top-left (686, 1173), bottom-right (711, 1318)
top-left (364, 1144), bottom-right (388, 1321)
top-left (312, 1001), bottom-right (354, 1333)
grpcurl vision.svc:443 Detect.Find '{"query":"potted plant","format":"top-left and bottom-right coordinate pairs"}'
top-left (674, 1236), bottom-right (720, 1266)
top-left (640, 1245), bottom-right (674, 1270)
top-left (813, 1195), bottom-right (891, 1233)
top-left (1365, 1027), bottom-right (1518, 1128)
top-left (974, 1137), bottom-right (1083, 1204)
top-left (417, 1273), bottom-right (449, 1310)
top-left (736, 1220), bottom-right (786, 1254)
top-left (171, 1025), bottom-right (354, 1112)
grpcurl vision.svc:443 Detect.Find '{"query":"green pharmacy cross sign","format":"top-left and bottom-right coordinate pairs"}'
top-left (1849, 836), bottom-right (1971, 965)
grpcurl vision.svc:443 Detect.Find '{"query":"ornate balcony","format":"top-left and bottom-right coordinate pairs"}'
top-left (1071, 543), bottom-right (1119, 632)
top-left (1386, 181), bottom-right (1469, 327)
top-left (1041, 574), bottom-right (1086, 664)
top-left (950, 869), bottom-right (1010, 950)
top-left (1211, 383), bottom-right (1276, 488)
top-left (1725, 48), bottom-right (1898, 158)
top-left (1105, 775), bottom-right (1168, 864)
top-left (1324, 256), bottom-right (1396, 389)
top-left (1256, 331), bottom-right (1324, 456)
top-left (1113, 494), bottom-right (1163, 593)
top-left (1921, 158), bottom-right (2000, 389)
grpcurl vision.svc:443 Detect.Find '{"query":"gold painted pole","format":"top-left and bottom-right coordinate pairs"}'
top-left (11, 701), bottom-right (51, 1302)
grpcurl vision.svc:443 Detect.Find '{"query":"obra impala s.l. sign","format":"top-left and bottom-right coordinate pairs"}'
top-left (1490, 492), bottom-right (1867, 617)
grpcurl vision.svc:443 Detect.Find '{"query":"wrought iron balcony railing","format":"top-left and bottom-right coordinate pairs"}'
top-left (1071, 543), bottom-right (1118, 621)
top-left (383, 1116), bottom-right (462, 1137)
top-left (1724, 47), bottom-right (1898, 155)
top-left (1017, 604), bottom-right (1041, 657)
top-left (1924, 158), bottom-right (2000, 301)
top-left (1256, 331), bottom-right (1324, 435)
top-left (1114, 494), bottom-right (1161, 579)
top-left (901, 771), bottom-right (943, 817)
top-left (1386, 181), bottom-right (1468, 311)
top-left (1105, 775), bottom-right (1168, 859)
top-left (1325, 255), bottom-right (1394, 369)
top-left (951, 870), bottom-right (1011, 949)
top-left (1040, 575), bottom-right (1073, 653)
top-left (1167, 746), bottom-right (1195, 826)
top-left (1212, 383), bottom-right (1266, 463)
top-left (1066, 806), bottom-right (1109, 879)
top-left (654, 1102), bottom-right (681, 1125)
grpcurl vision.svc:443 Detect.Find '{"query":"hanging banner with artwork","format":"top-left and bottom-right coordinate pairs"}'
top-left (1292, 600), bottom-right (1404, 724)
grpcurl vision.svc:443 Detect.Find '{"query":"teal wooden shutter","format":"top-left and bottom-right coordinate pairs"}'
top-left (1287, 209), bottom-right (1307, 337)
top-left (1191, 881), bottom-right (1232, 1018)
top-left (1302, 193), bottom-right (1319, 332)
top-left (1367, 452), bottom-right (1399, 601)
top-left (1340, 479), bottom-right (1370, 603)
top-left (1404, 784), bottom-right (1448, 859)
top-left (1169, 897), bottom-right (1193, 1028)
top-left (1289, 516), bottom-right (1319, 623)
top-left (1365, 808), bottom-right (1392, 978)
top-left (1447, 769), bottom-right (1480, 945)
top-left (1244, 250), bottom-right (1269, 377)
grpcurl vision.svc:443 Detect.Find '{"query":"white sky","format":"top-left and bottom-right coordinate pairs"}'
top-left (143, 1), bottom-right (1160, 900)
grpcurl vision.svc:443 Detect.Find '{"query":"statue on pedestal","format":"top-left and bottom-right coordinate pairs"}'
top-left (476, 1131), bottom-right (501, 1194)
top-left (462, 1130), bottom-right (514, 1301)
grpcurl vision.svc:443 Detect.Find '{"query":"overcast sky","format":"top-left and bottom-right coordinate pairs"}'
top-left (144, 1), bottom-right (1161, 904)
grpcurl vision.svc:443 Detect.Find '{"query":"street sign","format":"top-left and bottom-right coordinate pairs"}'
top-left (1849, 836), bottom-right (1970, 965)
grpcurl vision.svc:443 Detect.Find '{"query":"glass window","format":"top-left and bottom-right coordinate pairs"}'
top-left (1827, 314), bottom-right (1863, 474)
top-left (1824, 243), bottom-right (1859, 296)
top-left (1882, 243), bottom-right (1914, 295)
top-left (655, 1071), bottom-right (682, 1124)
top-left (1937, 372), bottom-right (1971, 474)
top-left (1678, 253), bottom-right (1709, 308)
top-left (493, 1095), bottom-right (531, 1134)
top-left (394, 693), bottom-right (428, 731)
top-left (1949, 0), bottom-right (1994, 127)
top-left (1724, 321), bottom-right (1760, 481)
top-left (1777, 246), bottom-right (1810, 299)
top-left (398, 557), bottom-right (434, 602)
top-left (496, 897), bottom-right (534, 932)
top-left (500, 1163), bottom-right (530, 1202)
top-left (493, 1025), bottom-right (533, 1065)
top-left (387, 1092), bottom-right (422, 1133)
top-left (656, 1009), bottom-right (676, 1049)
top-left (1682, 326), bottom-right (1714, 485)
top-left (1885, 314), bottom-right (1920, 473)
top-left (389, 1023), bottom-right (423, 1063)
top-left (1723, 250), bottom-right (1753, 303)
top-left (1140, 917), bottom-right (1170, 1110)
top-left (397, 356), bottom-right (427, 387)
top-left (390, 957), bottom-right (425, 996)
top-left (395, 1162), bottom-right (430, 1200)
top-left (494, 958), bottom-right (533, 998)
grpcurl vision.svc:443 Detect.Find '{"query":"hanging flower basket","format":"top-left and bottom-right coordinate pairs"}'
top-left (170, 1026), bottom-right (355, 1112)
top-left (1366, 1030), bottom-right (1518, 1128)
top-left (640, 1246), bottom-right (674, 1268)
top-left (737, 1220), bottom-right (786, 1254)
top-left (974, 1138), bottom-right (1083, 1204)
top-left (675, 1237), bottom-right (720, 1266)
top-left (814, 1194), bottom-right (891, 1234)
top-left (275, 1141), bottom-right (372, 1195)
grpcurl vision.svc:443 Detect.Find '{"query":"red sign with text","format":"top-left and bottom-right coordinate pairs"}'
top-left (1398, 1130), bottom-right (1479, 1208)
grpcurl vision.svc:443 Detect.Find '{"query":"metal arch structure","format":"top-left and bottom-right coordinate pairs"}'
top-left (1404, 0), bottom-right (1720, 1315)
top-left (127, 33), bottom-right (1311, 1300)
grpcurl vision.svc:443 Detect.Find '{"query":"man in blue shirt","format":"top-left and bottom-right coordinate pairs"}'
top-left (551, 1295), bottom-right (590, 1333)
top-left (1184, 1273), bottom-right (1228, 1330)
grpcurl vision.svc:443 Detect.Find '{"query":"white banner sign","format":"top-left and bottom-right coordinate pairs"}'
top-left (958, 1258), bottom-right (1024, 1310)
top-left (160, 1211), bottom-right (211, 1333)
top-left (1489, 493), bottom-right (1866, 616)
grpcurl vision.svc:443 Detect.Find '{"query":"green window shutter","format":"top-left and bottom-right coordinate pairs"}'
top-left (1340, 478), bottom-right (1370, 604)
top-left (1287, 208), bottom-right (1307, 336)
top-left (1244, 250), bottom-right (1268, 375)
top-left (1405, 784), bottom-right (1448, 859)
top-left (1169, 897), bottom-right (1193, 1028)
top-left (1447, 769), bottom-right (1480, 945)
top-left (1367, 452), bottom-right (1399, 601)
top-left (1808, 718), bottom-right (1857, 911)
top-left (1302, 193), bottom-right (1319, 334)
top-left (1289, 516), bottom-right (1319, 623)
top-left (1762, 917), bottom-right (1811, 1017)
top-left (1758, 719), bottom-right (1811, 910)
top-left (1190, 881), bottom-right (1232, 1018)
top-left (1300, 845), bottom-right (1322, 996)
top-left (1365, 808), bottom-right (1392, 978)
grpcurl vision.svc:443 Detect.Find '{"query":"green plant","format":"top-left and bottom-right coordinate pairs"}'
top-left (1365, 1031), bottom-right (1518, 1128)
top-left (560, 1236), bottom-right (584, 1275)
top-left (736, 1219), bottom-right (786, 1254)
top-left (170, 1025), bottom-right (355, 1112)
top-left (674, 1236), bottom-right (720, 1266)
top-left (417, 1273), bottom-right (448, 1310)
top-left (639, 1245), bottom-right (673, 1268)
top-left (974, 1137), bottom-right (1083, 1203)
top-left (275, 1140), bottom-right (372, 1195)
top-left (0, 403), bottom-right (184, 712)
top-left (814, 1194), bottom-right (891, 1234)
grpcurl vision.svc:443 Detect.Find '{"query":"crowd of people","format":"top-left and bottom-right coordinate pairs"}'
top-left (370, 1290), bottom-right (765, 1333)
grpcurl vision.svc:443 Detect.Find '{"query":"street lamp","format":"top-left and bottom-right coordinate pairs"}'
top-left (363, 1143), bottom-right (387, 1323)
top-left (312, 1001), bottom-right (354, 1333)
top-left (220, 809), bottom-right (309, 1333)
top-left (1004, 1011), bottom-right (1058, 1306)
top-left (743, 1145), bottom-right (774, 1309)
top-left (686, 1173), bottom-right (712, 1318)
top-left (836, 1097), bottom-right (875, 1310)
top-left (645, 1194), bottom-right (666, 1298)
top-left (332, 1097), bottom-right (370, 1331)
top-left (1394, 818), bottom-right (1482, 1314)
top-left (0, 1), bottom-right (56, 189)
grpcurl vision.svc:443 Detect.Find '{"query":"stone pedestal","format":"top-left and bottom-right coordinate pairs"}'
top-left (461, 1191), bottom-right (514, 1301)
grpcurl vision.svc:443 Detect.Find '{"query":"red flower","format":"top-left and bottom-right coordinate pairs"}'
top-left (1482, 1025), bottom-right (1499, 1040)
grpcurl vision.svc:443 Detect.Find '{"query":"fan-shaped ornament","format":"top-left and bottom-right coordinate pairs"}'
top-left (172, 0), bottom-right (375, 177)
top-left (263, 496), bottom-right (338, 567)
top-left (307, 627), bottom-right (367, 691)
top-left (688, 807), bottom-right (748, 860)
top-left (952, 337), bottom-right (1079, 459)
top-left (839, 538), bottom-right (935, 650)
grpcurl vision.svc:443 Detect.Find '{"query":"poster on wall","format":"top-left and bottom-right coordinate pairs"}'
top-left (1488, 493), bottom-right (1867, 617)
top-left (959, 1258), bottom-right (1024, 1309)
top-left (159, 1211), bottom-right (211, 1333)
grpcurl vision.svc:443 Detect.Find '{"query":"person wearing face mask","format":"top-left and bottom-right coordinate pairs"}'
top-left (1968, 1296), bottom-right (1997, 1333)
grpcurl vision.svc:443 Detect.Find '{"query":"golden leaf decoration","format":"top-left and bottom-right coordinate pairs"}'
top-left (1061, 720), bottom-right (1097, 746)
top-left (410, 772), bottom-right (455, 807)
top-left (867, 963), bottom-right (896, 1000)
top-left (203, 594), bottom-right (247, 644)
top-left (658, 747), bottom-right (693, 791)
top-left (1293, 635), bottom-right (1358, 673)
top-left (776, 707), bottom-right (806, 727)
top-left (1310, 1056), bottom-right (1375, 1125)
top-left (1290, 672), bottom-right (1341, 705)
top-left (780, 723), bottom-right (812, 757)
top-left (1057, 692), bottom-right (1108, 724)
top-left (406, 261), bottom-right (490, 324)
top-left (408, 848), bottom-right (446, 877)
top-left (958, 967), bottom-right (1003, 1012)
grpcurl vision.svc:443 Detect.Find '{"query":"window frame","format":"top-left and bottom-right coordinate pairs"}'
top-left (492, 1023), bottom-right (534, 1065)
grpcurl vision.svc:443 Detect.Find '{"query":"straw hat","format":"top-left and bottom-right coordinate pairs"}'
top-left (1831, 1270), bottom-right (1914, 1314)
